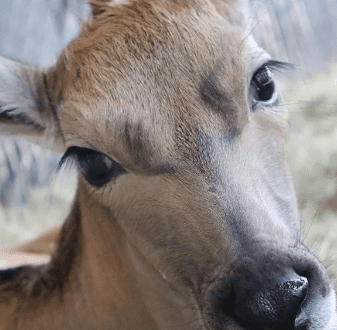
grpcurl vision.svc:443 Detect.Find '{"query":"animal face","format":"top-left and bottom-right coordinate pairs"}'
top-left (0, 0), bottom-right (335, 329)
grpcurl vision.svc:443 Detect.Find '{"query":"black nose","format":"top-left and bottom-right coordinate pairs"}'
top-left (204, 250), bottom-right (335, 330)
top-left (233, 275), bottom-right (308, 326)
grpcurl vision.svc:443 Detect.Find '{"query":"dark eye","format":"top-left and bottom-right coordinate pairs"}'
top-left (251, 65), bottom-right (277, 104)
top-left (61, 147), bottom-right (125, 187)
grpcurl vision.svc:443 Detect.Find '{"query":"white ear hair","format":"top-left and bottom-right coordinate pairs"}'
top-left (0, 56), bottom-right (64, 152)
top-left (0, 57), bottom-right (34, 118)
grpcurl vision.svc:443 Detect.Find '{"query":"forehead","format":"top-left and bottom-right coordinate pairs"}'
top-left (58, 0), bottom-right (264, 170)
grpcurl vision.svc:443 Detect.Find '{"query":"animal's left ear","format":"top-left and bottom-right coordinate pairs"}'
top-left (0, 56), bottom-right (64, 152)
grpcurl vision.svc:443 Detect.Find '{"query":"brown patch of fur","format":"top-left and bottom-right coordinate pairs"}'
top-left (55, 0), bottom-right (246, 178)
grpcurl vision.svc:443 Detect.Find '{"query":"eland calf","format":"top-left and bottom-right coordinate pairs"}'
top-left (0, 0), bottom-right (336, 329)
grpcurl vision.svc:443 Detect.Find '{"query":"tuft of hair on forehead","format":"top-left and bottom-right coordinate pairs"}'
top-left (89, 0), bottom-right (195, 17)
top-left (90, 0), bottom-right (137, 16)
top-left (89, 0), bottom-right (250, 29)
top-left (90, 0), bottom-right (113, 16)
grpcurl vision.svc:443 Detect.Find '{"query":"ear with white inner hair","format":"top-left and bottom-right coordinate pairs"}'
top-left (0, 55), bottom-right (64, 152)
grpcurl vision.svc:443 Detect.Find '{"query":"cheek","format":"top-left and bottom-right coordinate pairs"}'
top-left (95, 174), bottom-right (168, 228)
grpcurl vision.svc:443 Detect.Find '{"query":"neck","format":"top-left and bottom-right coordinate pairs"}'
top-left (0, 184), bottom-right (199, 329)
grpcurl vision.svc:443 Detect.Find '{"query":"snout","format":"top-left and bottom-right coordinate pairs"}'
top-left (233, 268), bottom-right (308, 327)
top-left (203, 248), bottom-right (337, 330)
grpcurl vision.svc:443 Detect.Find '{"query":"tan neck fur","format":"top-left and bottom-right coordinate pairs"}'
top-left (1, 180), bottom-right (200, 330)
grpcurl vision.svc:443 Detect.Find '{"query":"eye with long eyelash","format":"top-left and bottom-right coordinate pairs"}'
top-left (251, 60), bottom-right (294, 106)
top-left (59, 146), bottom-right (126, 187)
top-left (263, 60), bottom-right (295, 73)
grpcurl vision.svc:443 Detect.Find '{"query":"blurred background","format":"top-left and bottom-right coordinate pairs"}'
top-left (0, 0), bottom-right (337, 283)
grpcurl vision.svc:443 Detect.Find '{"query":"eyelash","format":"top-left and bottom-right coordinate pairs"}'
top-left (58, 147), bottom-right (81, 168)
top-left (250, 60), bottom-right (294, 108)
top-left (58, 147), bottom-right (125, 187)
top-left (262, 60), bottom-right (295, 73)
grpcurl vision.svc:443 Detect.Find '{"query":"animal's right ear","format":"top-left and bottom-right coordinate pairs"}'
top-left (0, 56), bottom-right (64, 152)
top-left (90, 0), bottom-right (128, 17)
top-left (90, 0), bottom-right (116, 17)
top-left (211, 0), bottom-right (250, 28)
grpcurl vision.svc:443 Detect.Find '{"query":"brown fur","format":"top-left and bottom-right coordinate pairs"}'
top-left (0, 0), bottom-right (335, 329)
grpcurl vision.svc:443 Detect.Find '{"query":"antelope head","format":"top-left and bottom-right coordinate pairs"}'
top-left (0, 0), bottom-right (335, 329)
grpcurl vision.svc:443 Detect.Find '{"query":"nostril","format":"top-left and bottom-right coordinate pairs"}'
top-left (272, 277), bottom-right (308, 319)
top-left (283, 277), bottom-right (308, 301)
top-left (233, 275), bottom-right (308, 326)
